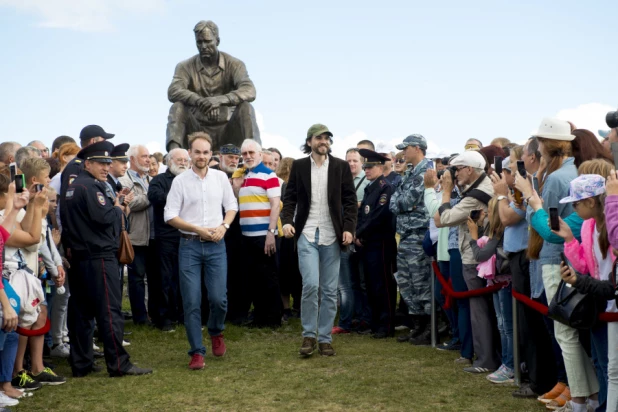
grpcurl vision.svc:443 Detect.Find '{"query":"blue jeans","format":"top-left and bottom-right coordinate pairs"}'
top-left (178, 238), bottom-right (227, 356)
top-left (590, 323), bottom-right (608, 412)
top-left (493, 284), bottom-right (514, 370)
top-left (448, 249), bottom-right (473, 360)
top-left (297, 230), bottom-right (341, 343)
top-left (0, 331), bottom-right (18, 382)
top-left (437, 261), bottom-right (459, 342)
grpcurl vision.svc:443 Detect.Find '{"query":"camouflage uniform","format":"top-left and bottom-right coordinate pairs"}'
top-left (389, 156), bottom-right (431, 316)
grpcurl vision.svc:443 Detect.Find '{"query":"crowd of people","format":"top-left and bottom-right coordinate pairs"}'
top-left (0, 117), bottom-right (617, 411)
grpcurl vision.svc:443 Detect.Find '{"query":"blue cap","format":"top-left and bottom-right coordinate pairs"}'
top-left (220, 144), bottom-right (240, 155)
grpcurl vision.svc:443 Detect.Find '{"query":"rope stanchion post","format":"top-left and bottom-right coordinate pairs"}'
top-left (430, 260), bottom-right (437, 348)
top-left (512, 295), bottom-right (520, 386)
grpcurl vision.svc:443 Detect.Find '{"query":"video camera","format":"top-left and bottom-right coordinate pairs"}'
top-left (607, 109), bottom-right (618, 129)
top-left (437, 166), bottom-right (457, 179)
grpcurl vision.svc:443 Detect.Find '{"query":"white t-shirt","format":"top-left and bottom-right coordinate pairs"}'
top-left (593, 225), bottom-right (616, 313)
top-left (0, 208), bottom-right (39, 273)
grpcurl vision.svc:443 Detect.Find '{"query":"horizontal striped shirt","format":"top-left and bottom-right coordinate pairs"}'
top-left (239, 162), bottom-right (281, 236)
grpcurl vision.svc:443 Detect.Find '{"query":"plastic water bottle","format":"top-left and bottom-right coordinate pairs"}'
top-left (56, 286), bottom-right (66, 295)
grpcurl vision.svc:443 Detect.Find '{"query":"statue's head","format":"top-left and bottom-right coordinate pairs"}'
top-left (194, 20), bottom-right (220, 60)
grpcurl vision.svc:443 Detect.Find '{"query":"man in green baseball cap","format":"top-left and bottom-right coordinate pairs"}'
top-left (302, 124), bottom-right (333, 155)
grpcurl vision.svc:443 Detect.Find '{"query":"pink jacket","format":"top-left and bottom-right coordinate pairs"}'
top-left (475, 236), bottom-right (496, 280)
top-left (605, 195), bottom-right (618, 250)
top-left (564, 218), bottom-right (616, 280)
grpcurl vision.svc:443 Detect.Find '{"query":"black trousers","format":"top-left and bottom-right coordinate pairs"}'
top-left (127, 243), bottom-right (161, 325)
top-left (68, 256), bottom-right (131, 375)
top-left (510, 250), bottom-right (557, 394)
top-left (278, 236), bottom-right (302, 311)
top-left (225, 223), bottom-right (251, 322)
top-left (158, 238), bottom-right (183, 326)
top-left (360, 240), bottom-right (397, 334)
top-left (243, 235), bottom-right (282, 326)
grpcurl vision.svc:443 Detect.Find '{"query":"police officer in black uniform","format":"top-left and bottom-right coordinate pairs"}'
top-left (64, 141), bottom-right (152, 377)
top-left (355, 149), bottom-right (397, 339)
top-left (59, 125), bottom-right (115, 249)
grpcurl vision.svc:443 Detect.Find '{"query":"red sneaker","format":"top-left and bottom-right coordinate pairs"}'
top-left (331, 326), bottom-right (350, 334)
top-left (188, 354), bottom-right (205, 370)
top-left (211, 334), bottom-right (226, 357)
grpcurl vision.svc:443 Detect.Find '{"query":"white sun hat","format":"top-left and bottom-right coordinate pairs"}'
top-left (533, 117), bottom-right (575, 141)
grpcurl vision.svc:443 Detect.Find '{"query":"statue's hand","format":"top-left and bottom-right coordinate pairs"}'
top-left (207, 107), bottom-right (220, 121)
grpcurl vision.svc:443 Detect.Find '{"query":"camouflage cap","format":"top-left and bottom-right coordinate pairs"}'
top-left (395, 134), bottom-right (427, 150)
top-left (306, 124), bottom-right (333, 139)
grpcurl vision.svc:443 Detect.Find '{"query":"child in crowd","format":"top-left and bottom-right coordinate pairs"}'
top-left (467, 198), bottom-right (514, 384)
top-left (0, 179), bottom-right (31, 407)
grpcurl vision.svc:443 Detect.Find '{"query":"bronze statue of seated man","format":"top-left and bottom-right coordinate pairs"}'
top-left (166, 20), bottom-right (260, 152)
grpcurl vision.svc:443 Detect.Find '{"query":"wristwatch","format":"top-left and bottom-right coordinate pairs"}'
top-left (268, 228), bottom-right (277, 235)
top-left (497, 195), bottom-right (508, 201)
top-left (222, 223), bottom-right (230, 230)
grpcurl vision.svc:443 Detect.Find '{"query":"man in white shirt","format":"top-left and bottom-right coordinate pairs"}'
top-left (164, 132), bottom-right (238, 370)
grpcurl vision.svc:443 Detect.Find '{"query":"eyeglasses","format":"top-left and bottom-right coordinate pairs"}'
top-left (396, 159), bottom-right (406, 164)
top-left (465, 144), bottom-right (480, 151)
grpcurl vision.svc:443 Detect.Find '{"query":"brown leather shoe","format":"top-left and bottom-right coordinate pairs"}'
top-left (299, 337), bottom-right (317, 357)
top-left (318, 343), bottom-right (336, 357)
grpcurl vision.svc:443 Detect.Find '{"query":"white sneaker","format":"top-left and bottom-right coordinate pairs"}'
top-left (0, 392), bottom-right (19, 406)
top-left (50, 343), bottom-right (70, 358)
top-left (93, 342), bottom-right (101, 351)
top-left (122, 340), bottom-right (131, 347)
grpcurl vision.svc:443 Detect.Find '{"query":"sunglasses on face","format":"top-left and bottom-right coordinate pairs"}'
top-left (395, 159), bottom-right (406, 164)
top-left (465, 144), bottom-right (480, 151)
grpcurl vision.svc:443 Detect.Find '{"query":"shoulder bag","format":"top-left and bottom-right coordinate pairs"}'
top-left (118, 215), bottom-right (134, 265)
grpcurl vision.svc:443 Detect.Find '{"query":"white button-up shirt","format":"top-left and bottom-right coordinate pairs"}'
top-left (302, 156), bottom-right (336, 245)
top-left (164, 168), bottom-right (238, 235)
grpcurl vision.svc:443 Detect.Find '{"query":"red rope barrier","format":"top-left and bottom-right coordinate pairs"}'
top-left (433, 261), bottom-right (618, 322)
top-left (432, 261), bottom-right (508, 304)
top-left (511, 283), bottom-right (618, 323)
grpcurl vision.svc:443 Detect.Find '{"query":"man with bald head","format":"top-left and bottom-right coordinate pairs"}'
top-left (28, 140), bottom-right (50, 158)
top-left (0, 141), bottom-right (21, 164)
top-left (148, 148), bottom-right (190, 331)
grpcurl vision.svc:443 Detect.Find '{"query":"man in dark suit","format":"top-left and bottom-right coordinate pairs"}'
top-left (281, 124), bottom-right (357, 357)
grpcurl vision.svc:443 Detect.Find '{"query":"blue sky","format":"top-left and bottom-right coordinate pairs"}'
top-left (1, 0), bottom-right (616, 159)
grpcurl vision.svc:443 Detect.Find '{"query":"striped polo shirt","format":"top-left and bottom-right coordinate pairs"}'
top-left (239, 162), bottom-right (281, 236)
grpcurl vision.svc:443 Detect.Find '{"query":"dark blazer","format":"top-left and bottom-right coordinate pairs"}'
top-left (281, 155), bottom-right (358, 248)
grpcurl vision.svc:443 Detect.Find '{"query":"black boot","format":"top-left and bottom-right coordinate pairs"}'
top-left (397, 316), bottom-right (419, 342)
top-left (410, 316), bottom-right (432, 346)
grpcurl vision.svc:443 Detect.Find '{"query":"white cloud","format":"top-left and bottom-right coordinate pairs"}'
top-left (555, 102), bottom-right (615, 138)
top-left (0, 0), bottom-right (165, 32)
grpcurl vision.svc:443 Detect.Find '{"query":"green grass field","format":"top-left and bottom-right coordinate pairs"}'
top-left (14, 317), bottom-right (548, 412)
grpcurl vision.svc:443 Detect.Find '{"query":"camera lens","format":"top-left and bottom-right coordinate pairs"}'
top-left (607, 111), bottom-right (618, 129)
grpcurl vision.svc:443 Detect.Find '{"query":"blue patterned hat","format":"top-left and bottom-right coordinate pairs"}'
top-left (559, 174), bottom-right (606, 204)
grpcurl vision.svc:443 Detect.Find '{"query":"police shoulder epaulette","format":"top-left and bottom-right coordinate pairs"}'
top-left (75, 159), bottom-right (82, 164)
